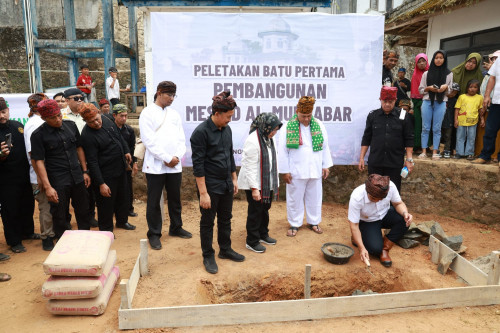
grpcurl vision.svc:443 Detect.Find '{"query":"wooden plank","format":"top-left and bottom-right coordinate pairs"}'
top-left (429, 236), bottom-right (440, 264)
top-left (140, 239), bottom-right (149, 276)
top-left (118, 285), bottom-right (500, 329)
top-left (304, 264), bottom-right (311, 299)
top-left (128, 253), bottom-right (142, 307)
top-left (429, 235), bottom-right (488, 286)
top-left (487, 251), bottom-right (500, 285)
top-left (120, 279), bottom-right (131, 309)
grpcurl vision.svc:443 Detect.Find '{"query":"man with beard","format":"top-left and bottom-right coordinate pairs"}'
top-left (80, 103), bottom-right (134, 232)
top-left (140, 81), bottom-right (191, 250)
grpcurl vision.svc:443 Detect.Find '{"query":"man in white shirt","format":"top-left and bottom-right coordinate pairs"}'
top-left (53, 92), bottom-right (70, 119)
top-left (24, 94), bottom-right (55, 251)
top-left (278, 96), bottom-right (333, 237)
top-left (473, 52), bottom-right (500, 166)
top-left (139, 81), bottom-right (191, 250)
top-left (348, 174), bottom-right (412, 267)
top-left (105, 67), bottom-right (130, 109)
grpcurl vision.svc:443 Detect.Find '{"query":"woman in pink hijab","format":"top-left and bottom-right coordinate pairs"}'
top-left (411, 53), bottom-right (429, 153)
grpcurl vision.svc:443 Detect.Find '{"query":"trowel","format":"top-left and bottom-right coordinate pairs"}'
top-left (363, 257), bottom-right (375, 277)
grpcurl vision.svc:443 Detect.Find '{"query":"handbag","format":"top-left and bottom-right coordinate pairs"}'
top-left (134, 109), bottom-right (168, 160)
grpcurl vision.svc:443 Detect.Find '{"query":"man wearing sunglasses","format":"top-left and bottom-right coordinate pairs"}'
top-left (63, 88), bottom-right (98, 228)
top-left (64, 88), bottom-right (86, 133)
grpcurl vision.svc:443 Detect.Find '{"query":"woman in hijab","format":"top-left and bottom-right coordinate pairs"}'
top-left (418, 50), bottom-right (453, 160)
top-left (411, 53), bottom-right (429, 153)
top-left (452, 53), bottom-right (484, 95)
top-left (237, 113), bottom-right (282, 254)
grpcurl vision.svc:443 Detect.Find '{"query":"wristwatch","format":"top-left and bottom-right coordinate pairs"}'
top-left (82, 170), bottom-right (90, 174)
top-left (405, 158), bottom-right (414, 165)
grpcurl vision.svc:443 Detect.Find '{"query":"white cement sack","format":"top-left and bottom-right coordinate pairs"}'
top-left (43, 230), bottom-right (114, 276)
top-left (42, 250), bottom-right (117, 300)
top-left (46, 266), bottom-right (120, 316)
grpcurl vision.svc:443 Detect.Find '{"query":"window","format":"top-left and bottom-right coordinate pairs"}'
top-left (441, 27), bottom-right (500, 69)
top-left (370, 0), bottom-right (379, 10)
top-left (386, 0), bottom-right (393, 11)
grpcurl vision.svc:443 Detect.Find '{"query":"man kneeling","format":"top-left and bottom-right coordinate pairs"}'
top-left (348, 174), bottom-right (412, 267)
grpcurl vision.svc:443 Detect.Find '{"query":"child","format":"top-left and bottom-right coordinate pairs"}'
top-left (441, 83), bottom-right (460, 158)
top-left (76, 64), bottom-right (95, 103)
top-left (454, 79), bottom-right (484, 160)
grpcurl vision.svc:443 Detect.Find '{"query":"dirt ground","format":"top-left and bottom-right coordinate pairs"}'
top-left (1, 199), bottom-right (499, 333)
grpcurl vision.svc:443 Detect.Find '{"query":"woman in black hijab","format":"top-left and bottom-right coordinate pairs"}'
top-left (418, 50), bottom-right (454, 160)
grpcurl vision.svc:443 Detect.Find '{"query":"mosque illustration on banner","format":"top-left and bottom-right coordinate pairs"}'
top-left (221, 16), bottom-right (316, 64)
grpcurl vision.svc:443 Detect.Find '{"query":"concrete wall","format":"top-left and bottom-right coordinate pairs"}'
top-left (427, 0), bottom-right (500, 55)
top-left (0, 0), bottom-right (99, 29)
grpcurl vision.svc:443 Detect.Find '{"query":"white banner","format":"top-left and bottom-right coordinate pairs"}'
top-left (2, 93), bottom-right (55, 125)
top-left (150, 12), bottom-right (384, 166)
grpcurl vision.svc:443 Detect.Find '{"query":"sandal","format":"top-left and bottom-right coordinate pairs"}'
top-left (287, 227), bottom-right (298, 237)
top-left (23, 233), bottom-right (41, 240)
top-left (307, 224), bottom-right (323, 234)
top-left (417, 153), bottom-right (427, 159)
top-left (0, 253), bottom-right (10, 261)
top-left (432, 154), bottom-right (441, 160)
top-left (10, 244), bottom-right (26, 253)
top-left (0, 273), bottom-right (11, 282)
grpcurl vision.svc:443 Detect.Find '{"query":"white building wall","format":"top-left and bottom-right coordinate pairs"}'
top-left (427, 0), bottom-right (500, 54)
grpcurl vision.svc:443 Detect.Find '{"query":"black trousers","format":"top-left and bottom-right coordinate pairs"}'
top-left (359, 208), bottom-right (408, 256)
top-left (88, 185), bottom-right (96, 219)
top-left (50, 181), bottom-right (90, 238)
top-left (199, 190), bottom-right (233, 258)
top-left (245, 190), bottom-right (272, 247)
top-left (145, 172), bottom-right (183, 239)
top-left (0, 182), bottom-right (35, 246)
top-left (126, 170), bottom-right (134, 212)
top-left (94, 172), bottom-right (129, 232)
top-left (368, 165), bottom-right (402, 194)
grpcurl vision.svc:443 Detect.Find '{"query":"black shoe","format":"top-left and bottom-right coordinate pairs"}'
top-left (218, 249), bottom-right (245, 262)
top-left (453, 154), bottom-right (462, 159)
top-left (42, 237), bottom-right (54, 251)
top-left (246, 243), bottom-right (266, 253)
top-left (90, 218), bottom-right (99, 228)
top-left (259, 236), bottom-right (277, 245)
top-left (203, 256), bottom-right (218, 274)
top-left (0, 253), bottom-right (10, 261)
top-left (149, 236), bottom-right (162, 250)
top-left (128, 211), bottom-right (138, 217)
top-left (116, 222), bottom-right (136, 230)
top-left (23, 233), bottom-right (41, 240)
top-left (169, 228), bottom-right (192, 239)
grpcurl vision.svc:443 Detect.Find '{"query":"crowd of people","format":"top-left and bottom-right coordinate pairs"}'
top-left (383, 49), bottom-right (500, 164)
top-left (0, 48), bottom-right (499, 279)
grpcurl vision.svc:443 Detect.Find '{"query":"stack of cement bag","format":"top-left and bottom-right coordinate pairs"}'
top-left (42, 230), bottom-right (120, 316)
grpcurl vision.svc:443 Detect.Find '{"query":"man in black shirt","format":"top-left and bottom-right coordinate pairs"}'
top-left (0, 97), bottom-right (36, 253)
top-left (112, 104), bottom-right (138, 217)
top-left (190, 91), bottom-right (245, 274)
top-left (79, 103), bottom-right (134, 232)
top-left (30, 99), bottom-right (91, 239)
top-left (358, 86), bottom-right (414, 193)
top-left (393, 68), bottom-right (411, 105)
top-left (382, 50), bottom-right (399, 87)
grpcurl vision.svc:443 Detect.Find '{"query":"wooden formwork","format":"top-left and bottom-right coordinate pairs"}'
top-left (118, 237), bottom-right (500, 330)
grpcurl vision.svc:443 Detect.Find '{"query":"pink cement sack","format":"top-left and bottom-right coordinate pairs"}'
top-left (42, 250), bottom-right (117, 299)
top-left (46, 266), bottom-right (120, 316)
top-left (43, 230), bottom-right (114, 276)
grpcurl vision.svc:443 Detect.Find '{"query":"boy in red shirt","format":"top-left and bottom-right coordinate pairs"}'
top-left (76, 64), bottom-right (95, 103)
